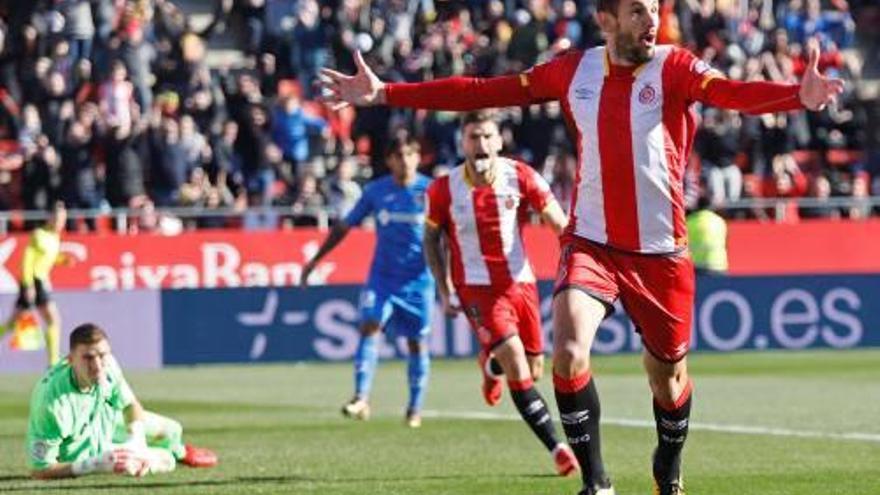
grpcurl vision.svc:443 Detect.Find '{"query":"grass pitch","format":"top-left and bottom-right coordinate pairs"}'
top-left (1, 350), bottom-right (878, 494)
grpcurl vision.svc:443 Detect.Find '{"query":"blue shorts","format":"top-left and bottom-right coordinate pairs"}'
top-left (359, 278), bottom-right (434, 339)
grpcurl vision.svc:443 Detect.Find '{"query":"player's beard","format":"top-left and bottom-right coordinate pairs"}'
top-left (615, 30), bottom-right (654, 65)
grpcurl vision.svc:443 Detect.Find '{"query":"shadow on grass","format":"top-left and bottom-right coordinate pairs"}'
top-left (0, 472), bottom-right (556, 492)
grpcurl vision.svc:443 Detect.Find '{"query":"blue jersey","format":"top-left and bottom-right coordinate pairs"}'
top-left (345, 174), bottom-right (433, 286)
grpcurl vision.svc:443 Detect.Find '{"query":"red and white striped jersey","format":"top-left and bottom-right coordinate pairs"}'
top-left (533, 45), bottom-right (712, 252)
top-left (425, 158), bottom-right (554, 288)
top-left (387, 45), bottom-right (802, 254)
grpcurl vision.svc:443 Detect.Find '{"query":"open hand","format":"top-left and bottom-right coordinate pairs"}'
top-left (798, 39), bottom-right (845, 111)
top-left (318, 51), bottom-right (386, 111)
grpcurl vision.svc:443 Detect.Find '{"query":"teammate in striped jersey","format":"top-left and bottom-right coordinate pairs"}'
top-left (423, 110), bottom-right (577, 477)
top-left (318, 0), bottom-right (842, 492)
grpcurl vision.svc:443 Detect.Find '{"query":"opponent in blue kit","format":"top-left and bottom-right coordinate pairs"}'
top-left (301, 135), bottom-right (434, 427)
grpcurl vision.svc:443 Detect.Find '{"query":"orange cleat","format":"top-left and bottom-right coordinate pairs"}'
top-left (478, 350), bottom-right (503, 407)
top-left (552, 444), bottom-right (580, 477)
top-left (180, 444), bottom-right (218, 468)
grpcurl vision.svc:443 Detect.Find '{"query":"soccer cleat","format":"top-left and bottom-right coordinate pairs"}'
top-left (653, 478), bottom-right (685, 495)
top-left (551, 443), bottom-right (580, 477)
top-left (477, 350), bottom-right (503, 407)
top-left (405, 410), bottom-right (422, 428)
top-left (180, 444), bottom-right (218, 468)
top-left (577, 478), bottom-right (615, 495)
top-left (341, 398), bottom-right (371, 420)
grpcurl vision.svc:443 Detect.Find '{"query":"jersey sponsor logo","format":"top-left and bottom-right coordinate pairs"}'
top-left (660, 417), bottom-right (689, 431)
top-left (525, 399), bottom-right (544, 415)
top-left (567, 433), bottom-right (592, 445)
top-left (377, 210), bottom-right (426, 226)
top-left (574, 86), bottom-right (596, 101)
top-left (638, 83), bottom-right (658, 106)
top-left (560, 409), bottom-right (591, 425)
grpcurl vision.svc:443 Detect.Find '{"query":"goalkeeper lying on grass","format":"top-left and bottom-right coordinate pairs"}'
top-left (26, 322), bottom-right (217, 479)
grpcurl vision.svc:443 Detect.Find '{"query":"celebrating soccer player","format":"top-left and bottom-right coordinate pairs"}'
top-left (301, 135), bottom-right (434, 428)
top-left (422, 110), bottom-right (577, 477)
top-left (318, 0), bottom-right (843, 492)
top-left (26, 323), bottom-right (217, 479)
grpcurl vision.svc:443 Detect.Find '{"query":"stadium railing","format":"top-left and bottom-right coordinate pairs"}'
top-left (1, 196), bottom-right (879, 235)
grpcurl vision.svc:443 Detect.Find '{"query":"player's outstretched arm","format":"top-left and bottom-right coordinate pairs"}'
top-left (698, 40), bottom-right (843, 114)
top-left (300, 222), bottom-right (351, 286)
top-left (319, 51), bottom-right (540, 112)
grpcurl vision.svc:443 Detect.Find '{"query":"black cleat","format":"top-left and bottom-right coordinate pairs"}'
top-left (653, 478), bottom-right (685, 495)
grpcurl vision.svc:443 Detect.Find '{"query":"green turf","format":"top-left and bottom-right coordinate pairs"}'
top-left (1, 350), bottom-right (878, 494)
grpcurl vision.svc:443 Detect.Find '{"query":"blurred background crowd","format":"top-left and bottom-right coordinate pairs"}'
top-left (0, 0), bottom-right (877, 232)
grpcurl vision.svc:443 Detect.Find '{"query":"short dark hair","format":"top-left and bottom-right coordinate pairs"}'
top-left (461, 110), bottom-right (498, 129)
top-left (597, 0), bottom-right (621, 14)
top-left (385, 133), bottom-right (420, 157)
top-left (69, 323), bottom-right (109, 349)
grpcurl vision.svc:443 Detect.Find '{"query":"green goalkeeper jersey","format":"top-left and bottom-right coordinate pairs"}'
top-left (26, 356), bottom-right (135, 469)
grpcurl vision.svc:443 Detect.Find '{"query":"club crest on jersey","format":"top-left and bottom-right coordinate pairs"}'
top-left (638, 83), bottom-right (657, 105)
top-left (503, 195), bottom-right (519, 210)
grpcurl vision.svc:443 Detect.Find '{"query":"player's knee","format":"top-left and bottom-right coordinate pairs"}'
top-left (492, 338), bottom-right (530, 380)
top-left (360, 323), bottom-right (381, 336)
top-left (406, 338), bottom-right (425, 355)
top-left (553, 340), bottom-right (590, 378)
top-left (646, 360), bottom-right (689, 403)
top-left (527, 354), bottom-right (544, 381)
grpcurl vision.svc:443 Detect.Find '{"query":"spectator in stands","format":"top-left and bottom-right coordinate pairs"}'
top-left (290, 0), bottom-right (328, 99)
top-left (178, 114), bottom-right (211, 172)
top-left (56, 0), bottom-right (95, 64)
top-left (696, 109), bottom-right (742, 205)
top-left (38, 71), bottom-right (74, 147)
top-left (21, 135), bottom-right (61, 214)
top-left (114, 16), bottom-right (155, 111)
top-left (104, 124), bottom-right (148, 210)
top-left (148, 116), bottom-right (188, 207)
top-left (0, 0), bottom-right (873, 227)
top-left (290, 171), bottom-right (325, 226)
top-left (326, 155), bottom-right (362, 219)
top-left (800, 174), bottom-right (840, 219)
top-left (99, 61), bottom-right (135, 131)
top-left (210, 120), bottom-right (242, 194)
top-left (60, 107), bottom-right (101, 222)
top-left (546, 151), bottom-right (576, 215)
top-left (237, 103), bottom-right (275, 205)
top-left (271, 85), bottom-right (328, 171)
top-left (847, 172), bottom-right (871, 219)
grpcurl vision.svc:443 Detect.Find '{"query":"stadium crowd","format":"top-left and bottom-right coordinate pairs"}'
top-left (0, 0), bottom-right (875, 232)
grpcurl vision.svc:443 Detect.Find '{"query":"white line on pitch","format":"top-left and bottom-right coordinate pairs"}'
top-left (420, 409), bottom-right (880, 443)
